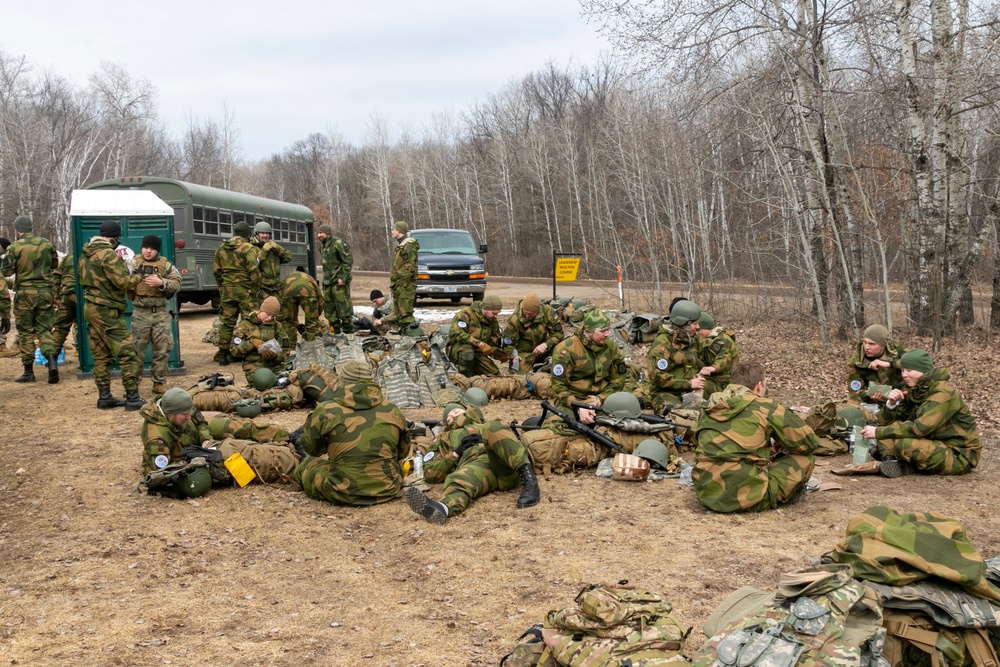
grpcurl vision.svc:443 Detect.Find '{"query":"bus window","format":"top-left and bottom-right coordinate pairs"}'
top-left (193, 206), bottom-right (204, 234)
top-left (234, 212), bottom-right (245, 224)
top-left (173, 207), bottom-right (187, 232)
top-left (219, 211), bottom-right (232, 237)
top-left (206, 208), bottom-right (219, 236)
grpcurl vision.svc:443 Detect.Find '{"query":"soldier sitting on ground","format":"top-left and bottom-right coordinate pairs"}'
top-left (445, 294), bottom-right (507, 376)
top-left (696, 311), bottom-right (739, 397)
top-left (502, 292), bottom-right (564, 374)
top-left (549, 308), bottom-right (628, 424)
top-left (846, 324), bottom-right (906, 404)
top-left (861, 349), bottom-right (980, 478)
top-left (693, 361), bottom-right (819, 513)
top-left (369, 289), bottom-right (395, 334)
top-left (405, 404), bottom-right (539, 524)
top-left (229, 296), bottom-right (291, 384)
top-left (642, 299), bottom-right (705, 413)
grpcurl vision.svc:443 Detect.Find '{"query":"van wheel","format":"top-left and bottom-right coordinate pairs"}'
top-left (472, 294), bottom-right (483, 302)
top-left (450, 296), bottom-right (462, 303)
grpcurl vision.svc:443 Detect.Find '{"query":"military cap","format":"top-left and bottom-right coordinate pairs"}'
top-left (13, 215), bottom-right (32, 233)
top-left (338, 359), bottom-right (372, 383)
top-left (863, 324), bottom-right (889, 347)
top-left (481, 294), bottom-right (502, 311)
top-left (900, 349), bottom-right (933, 374)
top-left (698, 312), bottom-right (716, 330)
top-left (317, 225), bottom-right (333, 236)
top-left (100, 220), bottom-right (121, 238)
top-left (582, 308), bottom-right (611, 333)
top-left (141, 235), bottom-right (161, 251)
top-left (370, 289), bottom-right (384, 301)
top-left (393, 220), bottom-right (409, 234)
top-left (233, 221), bottom-right (251, 237)
top-left (160, 388), bottom-right (193, 415)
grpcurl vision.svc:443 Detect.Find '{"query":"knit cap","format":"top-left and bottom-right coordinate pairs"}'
top-left (317, 225), bottom-right (333, 236)
top-left (521, 293), bottom-right (541, 313)
top-left (481, 295), bottom-right (502, 311)
top-left (142, 235), bottom-right (161, 252)
top-left (13, 215), bottom-right (32, 233)
top-left (393, 221), bottom-right (409, 234)
top-left (338, 359), bottom-right (372, 383)
top-left (260, 296), bottom-right (280, 316)
top-left (370, 289), bottom-right (384, 301)
top-left (900, 349), bottom-right (933, 374)
top-left (160, 388), bottom-right (193, 415)
top-left (863, 324), bottom-right (889, 347)
top-left (698, 312), bottom-right (716, 330)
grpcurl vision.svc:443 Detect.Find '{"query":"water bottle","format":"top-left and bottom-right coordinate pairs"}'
top-left (852, 425), bottom-right (868, 465)
top-left (846, 425), bottom-right (856, 455)
top-left (412, 453), bottom-right (424, 480)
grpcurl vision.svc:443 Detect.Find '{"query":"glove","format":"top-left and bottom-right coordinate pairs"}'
top-left (0, 317), bottom-right (8, 335)
top-left (183, 446), bottom-right (223, 464)
top-left (478, 342), bottom-right (493, 355)
top-left (296, 323), bottom-right (306, 334)
top-left (454, 432), bottom-right (483, 458)
top-left (258, 345), bottom-right (277, 360)
top-left (251, 338), bottom-right (265, 349)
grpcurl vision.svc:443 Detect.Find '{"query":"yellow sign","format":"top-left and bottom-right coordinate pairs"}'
top-left (554, 257), bottom-right (581, 282)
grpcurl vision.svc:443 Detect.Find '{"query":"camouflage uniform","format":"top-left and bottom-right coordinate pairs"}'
top-left (700, 327), bottom-right (739, 396)
top-left (320, 234), bottom-right (353, 332)
top-left (253, 238), bottom-right (291, 299)
top-left (446, 302), bottom-right (503, 376)
top-left (293, 379), bottom-right (409, 506)
top-left (51, 253), bottom-right (77, 352)
top-left (129, 255), bottom-right (181, 388)
top-left (278, 270), bottom-right (324, 347)
top-left (874, 368), bottom-right (980, 474)
top-left (643, 327), bottom-right (703, 412)
top-left (212, 235), bottom-right (260, 358)
top-left (372, 293), bottom-right (396, 333)
top-left (391, 234), bottom-right (419, 330)
top-left (0, 275), bottom-right (11, 346)
top-left (78, 237), bottom-right (144, 391)
top-left (549, 330), bottom-right (627, 410)
top-left (0, 231), bottom-right (58, 365)
top-left (693, 383), bottom-right (819, 513)
top-left (229, 312), bottom-right (291, 384)
top-left (423, 414), bottom-right (531, 517)
top-left (846, 339), bottom-right (906, 403)
top-left (502, 300), bottom-right (564, 374)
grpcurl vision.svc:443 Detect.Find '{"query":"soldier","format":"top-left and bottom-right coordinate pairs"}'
top-left (861, 349), bottom-right (980, 477)
top-left (445, 294), bottom-right (506, 376)
top-left (51, 252), bottom-right (76, 355)
top-left (278, 267), bottom-right (324, 348)
top-left (252, 221), bottom-right (291, 299)
top-left (390, 220), bottom-right (419, 332)
top-left (212, 220), bottom-right (260, 366)
top-left (0, 238), bottom-right (11, 355)
top-left (502, 292), bottom-right (564, 374)
top-left (370, 288), bottom-right (395, 334)
top-left (643, 299), bottom-right (705, 413)
top-left (847, 324), bottom-right (906, 404)
top-left (693, 361), bottom-right (819, 513)
top-left (78, 220), bottom-right (147, 409)
top-left (696, 311), bottom-right (740, 396)
top-left (0, 215), bottom-right (58, 383)
top-left (229, 296), bottom-right (291, 384)
top-left (404, 404), bottom-right (539, 524)
top-left (129, 235), bottom-right (181, 395)
top-left (292, 359), bottom-right (409, 506)
top-left (316, 224), bottom-right (354, 333)
top-left (549, 308), bottom-right (628, 423)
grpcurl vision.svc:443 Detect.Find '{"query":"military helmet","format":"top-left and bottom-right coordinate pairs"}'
top-left (633, 439), bottom-right (670, 470)
top-left (669, 300), bottom-right (701, 327)
top-left (603, 392), bottom-right (642, 419)
top-left (251, 367), bottom-right (277, 391)
top-left (175, 466), bottom-right (212, 498)
top-left (835, 406), bottom-right (866, 431)
top-left (571, 298), bottom-right (588, 310)
top-left (463, 387), bottom-right (489, 408)
top-left (254, 221), bottom-right (272, 234)
top-left (233, 397), bottom-right (262, 418)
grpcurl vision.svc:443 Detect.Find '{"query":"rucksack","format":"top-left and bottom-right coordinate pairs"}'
top-left (880, 608), bottom-right (1000, 667)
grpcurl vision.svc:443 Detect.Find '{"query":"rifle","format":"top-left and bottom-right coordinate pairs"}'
top-left (538, 401), bottom-right (626, 454)
top-left (569, 401), bottom-right (675, 426)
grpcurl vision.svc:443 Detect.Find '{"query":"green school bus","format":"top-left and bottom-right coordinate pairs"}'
top-left (86, 177), bottom-right (316, 308)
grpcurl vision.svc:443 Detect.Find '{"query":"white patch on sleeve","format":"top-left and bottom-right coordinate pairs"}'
top-left (457, 321), bottom-right (467, 329)
top-left (233, 337), bottom-right (242, 345)
top-left (656, 358), bottom-right (668, 371)
top-left (552, 364), bottom-right (565, 377)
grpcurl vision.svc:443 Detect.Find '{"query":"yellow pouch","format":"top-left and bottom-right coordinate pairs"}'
top-left (224, 452), bottom-right (257, 487)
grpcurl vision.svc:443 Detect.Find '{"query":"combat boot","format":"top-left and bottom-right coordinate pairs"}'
top-left (124, 389), bottom-right (147, 411)
top-left (405, 486), bottom-right (448, 524)
top-left (97, 388), bottom-right (126, 409)
top-left (47, 353), bottom-right (59, 384)
top-left (14, 364), bottom-right (35, 383)
top-left (515, 463), bottom-right (540, 508)
top-left (217, 349), bottom-right (231, 366)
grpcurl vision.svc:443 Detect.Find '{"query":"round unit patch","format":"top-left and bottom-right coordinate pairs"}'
top-left (552, 364), bottom-right (565, 377)
top-left (849, 380), bottom-right (862, 391)
top-left (233, 337), bottom-right (242, 345)
top-left (153, 455), bottom-right (170, 469)
top-left (422, 451), bottom-right (435, 462)
top-left (503, 337), bottom-right (512, 346)
top-left (656, 358), bottom-right (668, 371)
top-left (457, 321), bottom-right (467, 329)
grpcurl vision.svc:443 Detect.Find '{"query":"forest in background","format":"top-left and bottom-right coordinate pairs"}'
top-left (3, 0), bottom-right (1000, 344)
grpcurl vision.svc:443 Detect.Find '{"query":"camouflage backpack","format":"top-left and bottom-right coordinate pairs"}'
top-left (629, 314), bottom-right (664, 344)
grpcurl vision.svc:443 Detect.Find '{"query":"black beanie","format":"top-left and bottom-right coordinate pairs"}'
top-left (142, 235), bottom-right (162, 252)
top-left (0, 237), bottom-right (10, 251)
top-left (370, 289), bottom-right (384, 301)
top-left (100, 220), bottom-right (121, 238)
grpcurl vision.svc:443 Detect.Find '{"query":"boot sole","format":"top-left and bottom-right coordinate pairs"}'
top-left (880, 460), bottom-right (911, 478)
top-left (405, 486), bottom-right (447, 524)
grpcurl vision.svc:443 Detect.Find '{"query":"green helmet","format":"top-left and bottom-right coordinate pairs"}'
top-left (252, 367), bottom-right (277, 391)
top-left (669, 300), bottom-right (701, 327)
top-left (464, 387), bottom-right (489, 408)
top-left (175, 466), bottom-right (212, 498)
top-left (571, 298), bottom-right (588, 309)
top-left (634, 439), bottom-right (670, 470)
top-left (254, 221), bottom-right (272, 234)
top-left (233, 398), bottom-right (262, 418)
top-left (835, 406), bottom-right (866, 431)
top-left (603, 392), bottom-right (641, 419)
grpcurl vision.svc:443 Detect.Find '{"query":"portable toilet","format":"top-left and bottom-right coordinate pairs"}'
top-left (69, 189), bottom-right (185, 379)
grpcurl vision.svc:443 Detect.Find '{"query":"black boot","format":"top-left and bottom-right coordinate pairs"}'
top-left (217, 349), bottom-right (231, 366)
top-left (47, 354), bottom-right (59, 384)
top-left (288, 425), bottom-right (307, 459)
top-left (14, 364), bottom-right (35, 383)
top-left (124, 389), bottom-right (147, 411)
top-left (515, 463), bottom-right (540, 508)
top-left (97, 388), bottom-right (126, 409)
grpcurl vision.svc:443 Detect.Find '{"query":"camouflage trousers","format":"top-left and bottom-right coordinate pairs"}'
top-left (292, 456), bottom-right (402, 507)
top-left (439, 440), bottom-right (529, 516)
top-left (702, 375), bottom-right (731, 397)
top-left (511, 350), bottom-right (551, 375)
top-left (391, 282), bottom-right (416, 329)
top-left (693, 452), bottom-right (815, 513)
top-left (323, 282), bottom-right (353, 331)
top-left (51, 296), bottom-right (76, 351)
top-left (13, 287), bottom-right (55, 365)
top-left (217, 291), bottom-right (256, 353)
top-left (876, 438), bottom-right (973, 475)
top-left (279, 297), bottom-right (322, 348)
top-left (207, 415), bottom-right (289, 443)
top-left (643, 387), bottom-right (685, 415)
top-left (447, 343), bottom-right (500, 376)
top-left (131, 306), bottom-right (173, 384)
top-left (83, 302), bottom-right (142, 390)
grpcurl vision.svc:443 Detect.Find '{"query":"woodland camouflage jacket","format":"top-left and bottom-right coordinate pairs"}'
top-left (78, 237), bottom-right (143, 310)
top-left (230, 313), bottom-right (291, 364)
top-left (700, 328), bottom-right (740, 383)
top-left (253, 239), bottom-right (292, 292)
top-left (846, 338), bottom-right (906, 402)
top-left (320, 235), bottom-right (352, 286)
top-left (502, 300), bottom-right (564, 355)
top-left (447, 303), bottom-right (501, 350)
top-left (53, 253), bottom-right (75, 303)
top-left (391, 236), bottom-right (418, 287)
top-left (140, 401), bottom-right (212, 474)
top-left (0, 232), bottom-right (57, 290)
top-left (550, 331), bottom-right (626, 409)
top-left (0, 276), bottom-right (10, 317)
top-left (212, 236), bottom-right (259, 294)
top-left (646, 327), bottom-right (702, 394)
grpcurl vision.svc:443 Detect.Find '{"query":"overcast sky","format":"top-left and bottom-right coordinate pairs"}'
top-left (5, 1), bottom-right (612, 159)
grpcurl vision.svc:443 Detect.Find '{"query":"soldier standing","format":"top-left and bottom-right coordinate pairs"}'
top-left (642, 300), bottom-right (705, 413)
top-left (502, 292), bottom-right (564, 374)
top-left (212, 221), bottom-right (260, 366)
top-left (252, 221), bottom-right (291, 299)
top-left (696, 311), bottom-right (740, 397)
top-left (292, 359), bottom-right (410, 506)
top-left (78, 220), bottom-right (147, 409)
top-left (51, 252), bottom-right (76, 356)
top-left (129, 235), bottom-right (181, 395)
top-left (549, 308), bottom-right (628, 423)
top-left (390, 221), bottom-right (419, 332)
top-left (278, 267), bottom-right (324, 349)
top-left (316, 224), bottom-right (354, 333)
top-left (229, 296), bottom-right (290, 384)
top-left (0, 215), bottom-right (59, 383)
top-left (445, 294), bottom-right (506, 376)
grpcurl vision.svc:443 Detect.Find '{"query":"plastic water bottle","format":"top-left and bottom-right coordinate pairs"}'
top-left (852, 425), bottom-right (868, 465)
top-left (412, 453), bottom-right (424, 480)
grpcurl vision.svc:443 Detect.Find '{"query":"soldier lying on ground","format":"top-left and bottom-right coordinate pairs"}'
top-left (693, 361), bottom-right (819, 513)
top-left (860, 349), bottom-right (980, 478)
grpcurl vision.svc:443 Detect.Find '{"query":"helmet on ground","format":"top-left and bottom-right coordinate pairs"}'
top-left (251, 367), bottom-right (277, 391)
top-left (233, 397), bottom-right (263, 418)
top-left (603, 392), bottom-right (642, 419)
top-left (571, 298), bottom-right (588, 310)
top-left (835, 406), bottom-right (866, 431)
top-left (464, 387), bottom-right (488, 408)
top-left (669, 300), bottom-right (701, 327)
top-left (175, 466), bottom-right (212, 498)
top-left (254, 222), bottom-right (272, 234)
top-left (633, 439), bottom-right (670, 470)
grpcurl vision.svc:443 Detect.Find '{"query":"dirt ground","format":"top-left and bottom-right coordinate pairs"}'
top-left (0, 275), bottom-right (997, 667)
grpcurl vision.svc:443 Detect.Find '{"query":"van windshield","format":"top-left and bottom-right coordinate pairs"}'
top-left (410, 230), bottom-right (478, 255)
